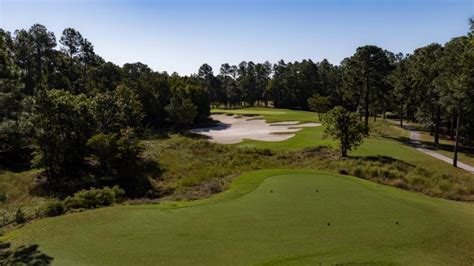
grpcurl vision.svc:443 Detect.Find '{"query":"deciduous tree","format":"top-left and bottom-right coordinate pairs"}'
top-left (323, 106), bottom-right (368, 157)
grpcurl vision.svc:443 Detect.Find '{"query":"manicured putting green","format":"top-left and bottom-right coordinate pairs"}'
top-left (11, 170), bottom-right (474, 265)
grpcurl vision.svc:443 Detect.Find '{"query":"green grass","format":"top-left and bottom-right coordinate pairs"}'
top-left (358, 121), bottom-right (473, 179)
top-left (0, 169), bottom-right (53, 226)
top-left (212, 108), bottom-right (473, 178)
top-left (353, 135), bottom-right (469, 178)
top-left (212, 107), bottom-right (333, 151)
top-left (3, 108), bottom-right (474, 264)
top-left (141, 134), bottom-right (474, 201)
top-left (212, 107), bottom-right (321, 123)
top-left (8, 170), bottom-right (474, 265)
top-left (418, 130), bottom-right (474, 166)
top-left (237, 126), bottom-right (335, 151)
top-left (0, 169), bottom-right (50, 212)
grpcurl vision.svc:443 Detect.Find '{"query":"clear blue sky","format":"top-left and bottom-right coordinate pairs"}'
top-left (1, 0), bottom-right (473, 75)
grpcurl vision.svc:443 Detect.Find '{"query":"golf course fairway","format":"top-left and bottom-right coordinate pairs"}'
top-left (9, 170), bottom-right (474, 265)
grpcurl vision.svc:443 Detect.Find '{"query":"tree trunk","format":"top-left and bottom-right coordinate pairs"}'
top-left (364, 76), bottom-right (370, 128)
top-left (434, 105), bottom-right (440, 145)
top-left (453, 103), bottom-right (461, 167)
top-left (83, 63), bottom-right (87, 92)
top-left (382, 101), bottom-right (386, 120)
top-left (399, 105), bottom-right (404, 128)
top-left (450, 112), bottom-right (455, 140)
top-left (70, 54), bottom-right (76, 94)
top-left (342, 148), bottom-right (347, 157)
top-left (36, 47), bottom-right (42, 85)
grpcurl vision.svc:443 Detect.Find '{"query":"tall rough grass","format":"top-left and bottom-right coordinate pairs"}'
top-left (143, 135), bottom-right (474, 202)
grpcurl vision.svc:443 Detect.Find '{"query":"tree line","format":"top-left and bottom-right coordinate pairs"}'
top-left (202, 20), bottom-right (473, 154)
top-left (0, 21), bottom-right (473, 196)
top-left (0, 24), bottom-right (210, 196)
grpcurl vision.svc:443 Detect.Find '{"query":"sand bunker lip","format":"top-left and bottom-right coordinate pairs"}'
top-left (190, 114), bottom-right (321, 144)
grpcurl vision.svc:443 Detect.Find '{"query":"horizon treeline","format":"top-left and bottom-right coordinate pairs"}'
top-left (203, 20), bottom-right (473, 145)
top-left (0, 21), bottom-right (473, 194)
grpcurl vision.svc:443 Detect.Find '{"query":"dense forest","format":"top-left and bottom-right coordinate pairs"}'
top-left (0, 21), bottom-right (473, 197)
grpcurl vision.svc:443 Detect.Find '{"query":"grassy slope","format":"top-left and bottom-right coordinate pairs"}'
top-left (9, 170), bottom-right (474, 265)
top-left (212, 108), bottom-right (472, 178)
top-left (364, 122), bottom-right (473, 179)
top-left (418, 130), bottom-right (474, 166)
top-left (0, 169), bottom-right (51, 213)
top-left (353, 132), bottom-right (470, 179)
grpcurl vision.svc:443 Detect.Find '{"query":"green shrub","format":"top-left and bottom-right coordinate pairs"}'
top-left (256, 148), bottom-right (273, 156)
top-left (87, 130), bottom-right (143, 173)
top-left (165, 94), bottom-right (197, 127)
top-left (414, 167), bottom-right (432, 177)
top-left (64, 186), bottom-right (125, 210)
top-left (33, 89), bottom-right (95, 178)
top-left (369, 167), bottom-right (380, 178)
top-left (438, 181), bottom-right (453, 192)
top-left (14, 208), bottom-right (26, 224)
top-left (43, 201), bottom-right (65, 217)
top-left (87, 129), bottom-right (149, 197)
top-left (352, 167), bottom-right (366, 179)
top-left (0, 192), bottom-right (6, 203)
top-left (408, 175), bottom-right (428, 188)
top-left (381, 169), bottom-right (400, 179)
top-left (337, 168), bottom-right (349, 175)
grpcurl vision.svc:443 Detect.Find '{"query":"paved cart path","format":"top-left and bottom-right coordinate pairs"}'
top-left (408, 128), bottom-right (474, 173)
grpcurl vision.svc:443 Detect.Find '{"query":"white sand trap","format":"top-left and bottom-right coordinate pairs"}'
top-left (191, 114), bottom-right (321, 144)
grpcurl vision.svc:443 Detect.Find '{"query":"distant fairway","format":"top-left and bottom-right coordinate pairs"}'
top-left (212, 108), bottom-right (472, 178)
top-left (212, 107), bottom-right (321, 123)
top-left (6, 108), bottom-right (474, 265)
top-left (10, 170), bottom-right (474, 265)
top-left (212, 107), bottom-right (334, 150)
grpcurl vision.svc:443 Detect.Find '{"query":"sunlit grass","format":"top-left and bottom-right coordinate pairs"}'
top-left (10, 170), bottom-right (474, 265)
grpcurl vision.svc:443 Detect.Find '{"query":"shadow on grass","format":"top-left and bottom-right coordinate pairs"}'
top-left (0, 241), bottom-right (53, 265)
top-left (189, 122), bottom-right (231, 133)
top-left (346, 155), bottom-right (417, 172)
top-left (0, 150), bottom-right (33, 173)
top-left (30, 157), bottom-right (163, 199)
top-left (417, 140), bottom-right (474, 158)
top-left (144, 117), bottom-right (224, 141)
top-left (182, 131), bottom-right (212, 140)
top-left (372, 133), bottom-right (420, 153)
top-left (352, 155), bottom-right (416, 167)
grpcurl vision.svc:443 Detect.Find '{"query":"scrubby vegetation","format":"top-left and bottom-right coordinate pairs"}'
top-left (1, 19), bottom-right (474, 264)
top-left (1, 186), bottom-right (125, 225)
top-left (10, 170), bottom-right (474, 265)
top-left (0, 25), bottom-right (210, 205)
top-left (144, 135), bottom-right (474, 202)
top-left (2, 119), bottom-right (472, 228)
top-left (1, 21), bottom-right (473, 209)
top-left (62, 186), bottom-right (124, 211)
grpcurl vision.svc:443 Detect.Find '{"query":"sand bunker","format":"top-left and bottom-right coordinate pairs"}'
top-left (191, 114), bottom-right (321, 144)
